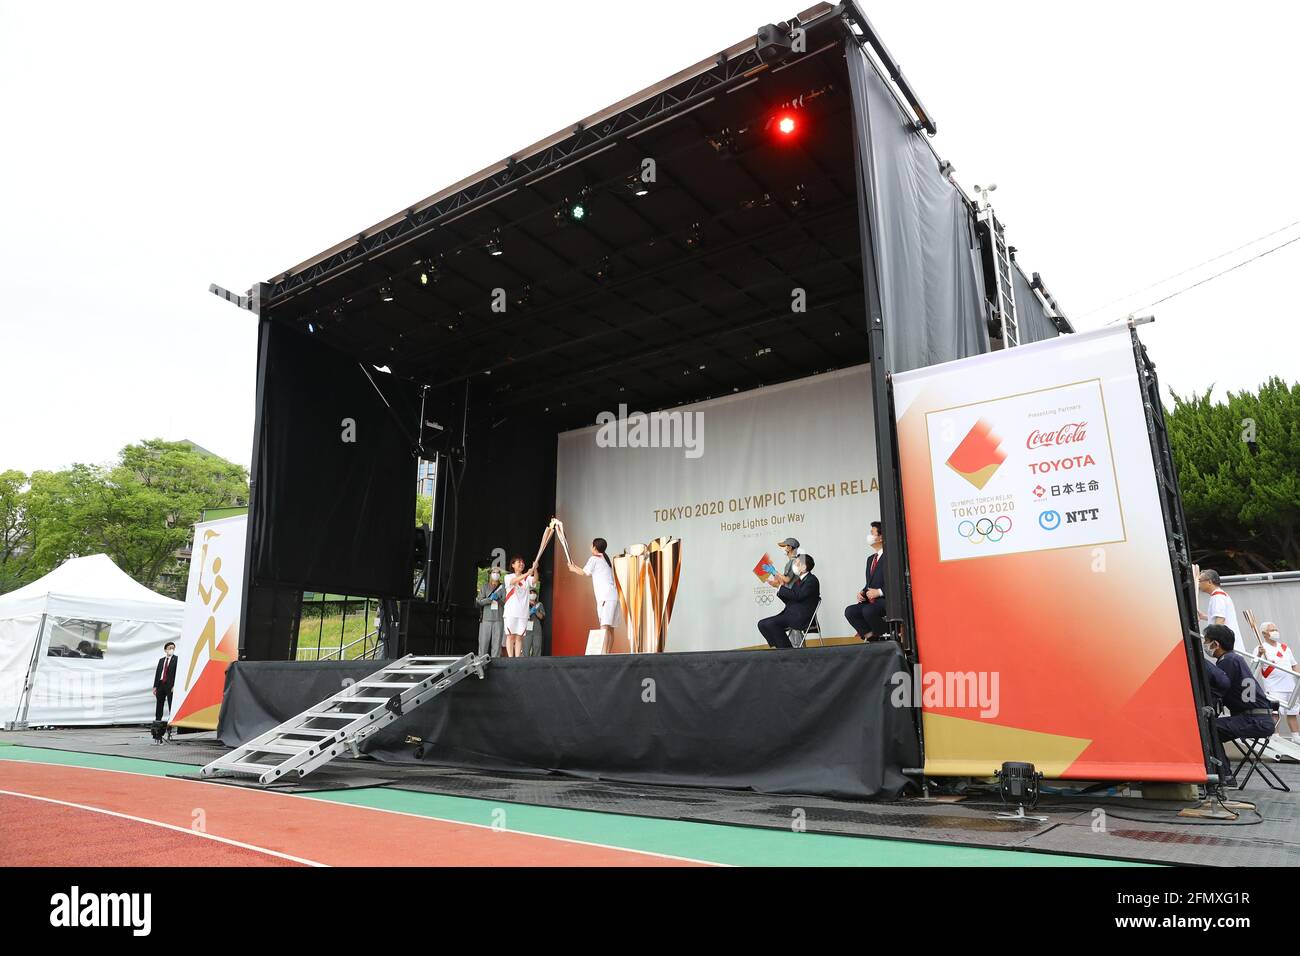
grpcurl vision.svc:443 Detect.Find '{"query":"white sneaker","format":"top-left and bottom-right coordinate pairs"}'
top-left (1290, 734), bottom-right (1300, 745)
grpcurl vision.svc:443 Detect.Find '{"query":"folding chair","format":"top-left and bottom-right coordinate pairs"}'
top-left (1232, 733), bottom-right (1291, 792)
top-left (788, 599), bottom-right (822, 649)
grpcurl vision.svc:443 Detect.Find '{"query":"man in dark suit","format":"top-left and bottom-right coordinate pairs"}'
top-left (1203, 624), bottom-right (1276, 787)
top-left (153, 641), bottom-right (177, 722)
top-left (758, 554), bottom-right (821, 649)
top-left (845, 521), bottom-right (887, 641)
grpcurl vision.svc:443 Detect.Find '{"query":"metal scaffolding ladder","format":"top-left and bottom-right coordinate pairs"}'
top-left (199, 653), bottom-right (488, 786)
top-left (985, 209), bottom-right (1020, 347)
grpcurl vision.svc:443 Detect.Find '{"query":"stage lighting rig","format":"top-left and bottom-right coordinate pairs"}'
top-left (790, 183), bottom-right (810, 213)
top-left (379, 282), bottom-right (394, 303)
top-left (994, 761), bottom-right (1047, 822)
top-left (686, 222), bottom-right (704, 250)
top-left (418, 258), bottom-right (439, 285)
top-left (624, 174), bottom-right (650, 197)
top-left (708, 83), bottom-right (835, 158)
top-left (485, 229), bottom-right (503, 257)
top-left (755, 21), bottom-right (798, 66)
top-left (556, 188), bottom-right (594, 226)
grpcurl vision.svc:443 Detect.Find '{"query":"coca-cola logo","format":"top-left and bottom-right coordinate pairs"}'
top-left (1026, 422), bottom-right (1087, 450)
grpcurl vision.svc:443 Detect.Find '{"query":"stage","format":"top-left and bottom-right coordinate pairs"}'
top-left (215, 644), bottom-right (919, 801)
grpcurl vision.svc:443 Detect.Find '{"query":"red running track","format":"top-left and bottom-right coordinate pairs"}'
top-left (0, 760), bottom-right (700, 867)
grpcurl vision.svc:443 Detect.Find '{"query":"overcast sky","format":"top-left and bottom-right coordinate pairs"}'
top-left (3, 1), bottom-right (1297, 475)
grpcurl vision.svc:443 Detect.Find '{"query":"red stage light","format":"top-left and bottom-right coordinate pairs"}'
top-left (776, 114), bottom-right (797, 136)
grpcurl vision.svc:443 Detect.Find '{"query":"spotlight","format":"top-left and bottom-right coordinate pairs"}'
top-left (379, 283), bottom-right (394, 303)
top-left (790, 184), bottom-right (809, 212)
top-left (707, 129), bottom-right (737, 156)
top-left (486, 230), bottom-right (503, 256)
top-left (515, 284), bottom-right (533, 308)
top-left (418, 259), bottom-right (439, 285)
top-left (993, 761), bottom-right (1047, 822)
top-left (595, 256), bottom-right (611, 282)
top-left (686, 222), bottom-right (704, 250)
top-left (770, 111), bottom-right (801, 142)
top-left (556, 194), bottom-right (591, 225)
top-left (625, 174), bottom-right (649, 197)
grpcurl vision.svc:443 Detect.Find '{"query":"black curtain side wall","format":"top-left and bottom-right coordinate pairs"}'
top-left (250, 320), bottom-right (417, 598)
top-left (1012, 262), bottom-right (1060, 344)
top-left (442, 400), bottom-right (559, 645)
top-left (847, 42), bottom-right (990, 373)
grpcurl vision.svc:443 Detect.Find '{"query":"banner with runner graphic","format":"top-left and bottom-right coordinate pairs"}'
top-left (171, 514), bottom-right (246, 730)
top-left (892, 326), bottom-right (1206, 781)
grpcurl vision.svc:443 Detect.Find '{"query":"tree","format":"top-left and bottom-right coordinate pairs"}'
top-left (13, 440), bottom-right (249, 597)
top-left (0, 470), bottom-right (35, 592)
top-left (1167, 377), bottom-right (1300, 573)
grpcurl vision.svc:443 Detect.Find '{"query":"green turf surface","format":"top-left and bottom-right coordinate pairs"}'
top-left (0, 745), bottom-right (1145, 867)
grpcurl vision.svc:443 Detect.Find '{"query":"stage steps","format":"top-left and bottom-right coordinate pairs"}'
top-left (199, 653), bottom-right (488, 786)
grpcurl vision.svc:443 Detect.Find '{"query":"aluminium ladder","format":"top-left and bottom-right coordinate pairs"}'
top-left (986, 209), bottom-right (1020, 347)
top-left (200, 653), bottom-right (488, 786)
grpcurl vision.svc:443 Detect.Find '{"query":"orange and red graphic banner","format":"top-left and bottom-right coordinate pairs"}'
top-left (891, 327), bottom-right (1206, 781)
top-left (171, 514), bottom-right (245, 730)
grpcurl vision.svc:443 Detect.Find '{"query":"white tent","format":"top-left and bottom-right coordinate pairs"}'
top-left (0, 554), bottom-right (184, 727)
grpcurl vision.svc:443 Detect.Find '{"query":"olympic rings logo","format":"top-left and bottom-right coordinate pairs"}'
top-left (957, 515), bottom-right (1013, 543)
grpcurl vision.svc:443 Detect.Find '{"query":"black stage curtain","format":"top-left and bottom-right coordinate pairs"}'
top-left (847, 39), bottom-right (991, 372)
top-left (1012, 262), bottom-right (1063, 344)
top-left (434, 389), bottom-right (559, 646)
top-left (217, 644), bottom-right (919, 800)
top-left (249, 320), bottom-right (418, 598)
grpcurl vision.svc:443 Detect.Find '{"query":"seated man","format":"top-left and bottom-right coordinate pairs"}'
top-left (757, 554), bottom-right (820, 650)
top-left (1203, 624), bottom-right (1276, 785)
top-left (845, 521), bottom-right (887, 641)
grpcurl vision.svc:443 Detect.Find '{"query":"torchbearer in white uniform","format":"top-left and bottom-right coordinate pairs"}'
top-left (1254, 622), bottom-right (1300, 742)
top-left (567, 535), bottom-right (618, 654)
top-left (503, 555), bottom-right (537, 658)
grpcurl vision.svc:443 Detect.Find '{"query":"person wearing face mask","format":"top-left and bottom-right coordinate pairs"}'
top-left (1202, 624), bottom-right (1276, 787)
top-left (845, 522), bottom-right (887, 642)
top-left (1254, 622), bottom-right (1300, 743)
top-left (525, 580), bottom-right (547, 657)
top-left (152, 641), bottom-right (177, 723)
top-left (757, 554), bottom-right (820, 649)
top-left (476, 568), bottom-right (507, 658)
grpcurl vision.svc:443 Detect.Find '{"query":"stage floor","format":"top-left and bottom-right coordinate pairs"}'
top-left (4, 726), bottom-right (1298, 866)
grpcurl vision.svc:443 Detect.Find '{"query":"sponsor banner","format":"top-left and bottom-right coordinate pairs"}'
top-left (893, 327), bottom-right (1205, 781)
top-left (171, 514), bottom-right (246, 730)
top-left (553, 366), bottom-right (878, 654)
